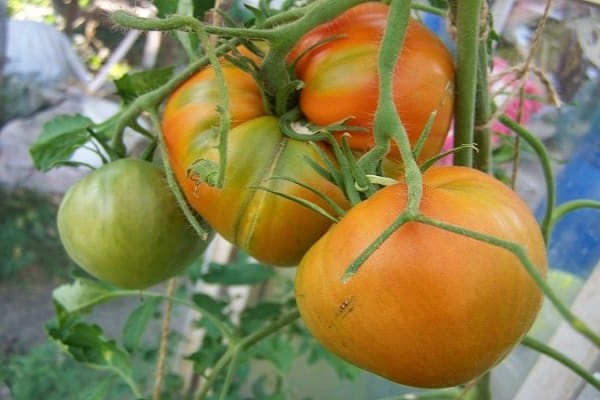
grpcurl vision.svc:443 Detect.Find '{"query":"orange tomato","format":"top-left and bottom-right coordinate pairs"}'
top-left (295, 166), bottom-right (547, 388)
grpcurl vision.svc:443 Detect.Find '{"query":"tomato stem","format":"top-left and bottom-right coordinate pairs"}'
top-left (499, 114), bottom-right (555, 242)
top-left (415, 214), bottom-right (600, 349)
top-left (549, 200), bottom-right (600, 235)
top-left (451, 0), bottom-right (483, 167)
top-left (474, 24), bottom-right (493, 173)
top-left (195, 310), bottom-right (300, 399)
top-left (149, 110), bottom-right (212, 241)
top-left (521, 335), bottom-right (600, 391)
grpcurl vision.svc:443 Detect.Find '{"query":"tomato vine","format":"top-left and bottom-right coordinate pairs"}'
top-left (25, 0), bottom-right (600, 398)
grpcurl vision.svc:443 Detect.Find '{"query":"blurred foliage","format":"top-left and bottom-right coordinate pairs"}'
top-left (0, 185), bottom-right (75, 281)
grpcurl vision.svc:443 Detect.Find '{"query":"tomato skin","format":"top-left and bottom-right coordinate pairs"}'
top-left (163, 52), bottom-right (349, 267)
top-left (57, 159), bottom-right (208, 289)
top-left (295, 166), bottom-right (547, 388)
top-left (166, 114), bottom-right (348, 266)
top-left (289, 2), bottom-right (455, 162)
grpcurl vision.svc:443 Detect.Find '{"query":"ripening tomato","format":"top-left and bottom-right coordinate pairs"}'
top-left (162, 60), bottom-right (348, 266)
top-left (57, 159), bottom-right (209, 289)
top-left (295, 166), bottom-right (547, 388)
top-left (289, 2), bottom-right (455, 162)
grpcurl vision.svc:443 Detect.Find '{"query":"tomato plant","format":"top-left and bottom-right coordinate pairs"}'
top-left (289, 1), bottom-right (455, 162)
top-left (24, 0), bottom-right (600, 399)
top-left (57, 158), bottom-right (208, 289)
top-left (295, 165), bottom-right (548, 388)
top-left (162, 52), bottom-right (349, 267)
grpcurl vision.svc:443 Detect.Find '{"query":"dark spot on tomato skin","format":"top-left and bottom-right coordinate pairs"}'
top-left (337, 296), bottom-right (354, 318)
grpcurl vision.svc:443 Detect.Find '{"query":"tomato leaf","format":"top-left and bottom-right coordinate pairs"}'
top-left (46, 317), bottom-right (139, 396)
top-left (29, 114), bottom-right (94, 171)
top-left (122, 297), bottom-right (162, 352)
top-left (151, 0), bottom-right (178, 17)
top-left (53, 278), bottom-right (125, 315)
top-left (307, 341), bottom-right (360, 381)
top-left (114, 67), bottom-right (174, 104)
top-left (203, 261), bottom-right (275, 285)
top-left (192, 292), bottom-right (227, 315)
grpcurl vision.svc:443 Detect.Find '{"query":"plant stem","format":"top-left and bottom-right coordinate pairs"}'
top-left (258, 0), bottom-right (367, 103)
top-left (549, 200), bottom-right (600, 233)
top-left (452, 0), bottom-right (483, 167)
top-left (474, 32), bottom-right (492, 172)
top-left (149, 110), bottom-right (212, 240)
top-left (414, 214), bottom-right (600, 349)
top-left (195, 310), bottom-right (300, 399)
top-left (473, 372), bottom-right (491, 400)
top-left (521, 335), bottom-right (600, 391)
top-left (153, 278), bottom-right (176, 400)
top-left (499, 114), bottom-right (555, 242)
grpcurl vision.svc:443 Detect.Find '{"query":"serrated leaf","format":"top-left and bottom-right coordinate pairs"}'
top-left (114, 67), bottom-right (174, 104)
top-left (203, 261), bottom-right (275, 285)
top-left (30, 114), bottom-right (94, 171)
top-left (47, 320), bottom-right (137, 390)
top-left (254, 337), bottom-right (295, 372)
top-left (53, 278), bottom-right (125, 315)
top-left (122, 297), bottom-right (161, 352)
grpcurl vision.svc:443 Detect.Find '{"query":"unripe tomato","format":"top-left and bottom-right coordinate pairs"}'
top-left (57, 159), bottom-right (208, 289)
top-left (289, 2), bottom-right (455, 162)
top-left (295, 166), bottom-right (547, 388)
top-left (162, 53), bottom-right (349, 267)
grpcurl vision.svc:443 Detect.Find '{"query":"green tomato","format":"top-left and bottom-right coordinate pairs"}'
top-left (57, 158), bottom-right (209, 289)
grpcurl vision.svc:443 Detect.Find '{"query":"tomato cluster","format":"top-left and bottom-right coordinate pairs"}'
top-left (56, 1), bottom-right (548, 390)
top-left (161, 2), bottom-right (455, 267)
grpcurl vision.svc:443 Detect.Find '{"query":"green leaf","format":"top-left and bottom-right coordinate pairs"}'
top-left (192, 292), bottom-right (227, 315)
top-left (307, 341), bottom-right (360, 381)
top-left (203, 261), bottom-right (275, 285)
top-left (193, 0), bottom-right (216, 19)
top-left (53, 278), bottom-right (126, 315)
top-left (122, 297), bottom-right (162, 352)
top-left (254, 337), bottom-right (295, 372)
top-left (30, 114), bottom-right (94, 171)
top-left (114, 67), bottom-right (174, 104)
top-left (78, 379), bottom-right (112, 400)
top-left (46, 319), bottom-right (140, 396)
top-left (152, 0), bottom-right (178, 17)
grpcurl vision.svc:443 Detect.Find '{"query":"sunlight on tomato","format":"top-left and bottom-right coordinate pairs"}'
top-left (295, 166), bottom-right (547, 388)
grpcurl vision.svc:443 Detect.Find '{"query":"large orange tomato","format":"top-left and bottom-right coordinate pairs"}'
top-left (289, 2), bottom-right (455, 162)
top-left (162, 57), bottom-right (348, 266)
top-left (295, 166), bottom-right (547, 388)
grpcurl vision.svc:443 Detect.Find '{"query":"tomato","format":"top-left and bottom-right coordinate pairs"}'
top-left (57, 159), bottom-right (208, 289)
top-left (161, 59), bottom-right (348, 266)
top-left (289, 2), bottom-right (455, 162)
top-left (295, 166), bottom-right (547, 388)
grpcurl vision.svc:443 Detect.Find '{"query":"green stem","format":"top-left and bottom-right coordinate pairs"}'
top-left (499, 114), bottom-right (555, 242)
top-left (474, 33), bottom-right (492, 172)
top-left (259, 0), bottom-right (367, 103)
top-left (375, 0), bottom-right (422, 213)
top-left (342, 0), bottom-right (417, 282)
top-left (452, 0), bottom-right (483, 167)
top-left (142, 292), bottom-right (236, 343)
top-left (473, 372), bottom-right (491, 400)
top-left (411, 3), bottom-right (447, 16)
top-left (549, 199), bottom-right (600, 235)
top-left (342, 213), bottom-right (412, 282)
top-left (521, 335), bottom-right (600, 391)
top-left (149, 110), bottom-right (212, 241)
top-left (218, 351), bottom-right (239, 400)
top-left (195, 310), bottom-right (300, 399)
top-left (414, 214), bottom-right (600, 349)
